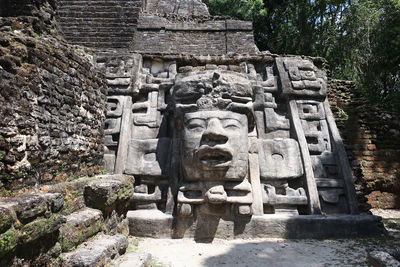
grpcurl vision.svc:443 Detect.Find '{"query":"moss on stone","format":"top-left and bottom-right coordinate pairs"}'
top-left (59, 218), bottom-right (103, 252)
top-left (84, 176), bottom-right (133, 213)
top-left (19, 214), bottom-right (63, 244)
top-left (0, 207), bottom-right (15, 233)
top-left (0, 227), bottom-right (19, 257)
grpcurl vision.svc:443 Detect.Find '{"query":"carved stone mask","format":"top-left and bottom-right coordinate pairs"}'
top-left (171, 70), bottom-right (254, 182)
top-left (181, 110), bottom-right (249, 181)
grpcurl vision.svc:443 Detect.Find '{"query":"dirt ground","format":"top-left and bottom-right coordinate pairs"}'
top-left (124, 209), bottom-right (400, 267)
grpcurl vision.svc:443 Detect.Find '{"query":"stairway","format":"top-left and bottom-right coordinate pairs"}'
top-left (56, 0), bottom-right (142, 49)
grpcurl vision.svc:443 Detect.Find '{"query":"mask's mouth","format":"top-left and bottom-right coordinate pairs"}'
top-left (196, 146), bottom-right (233, 169)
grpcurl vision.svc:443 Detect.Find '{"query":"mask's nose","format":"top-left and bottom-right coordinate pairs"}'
top-left (201, 118), bottom-right (228, 145)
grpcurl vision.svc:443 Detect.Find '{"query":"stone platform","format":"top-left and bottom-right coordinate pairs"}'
top-left (127, 210), bottom-right (384, 240)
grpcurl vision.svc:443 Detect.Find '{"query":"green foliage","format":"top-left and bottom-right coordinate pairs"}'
top-left (360, 0), bottom-right (400, 112)
top-left (337, 108), bottom-right (349, 121)
top-left (204, 0), bottom-right (400, 112)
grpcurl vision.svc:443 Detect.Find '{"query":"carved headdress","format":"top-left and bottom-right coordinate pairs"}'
top-left (170, 70), bottom-right (255, 131)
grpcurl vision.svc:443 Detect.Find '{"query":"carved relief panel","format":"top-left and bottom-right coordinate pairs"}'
top-left (99, 54), bottom-right (358, 220)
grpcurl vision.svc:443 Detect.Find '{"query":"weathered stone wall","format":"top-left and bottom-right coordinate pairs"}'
top-left (328, 79), bottom-right (400, 209)
top-left (0, 10), bottom-right (107, 189)
top-left (56, 0), bottom-right (141, 49)
top-left (55, 0), bottom-right (258, 54)
top-left (134, 14), bottom-right (259, 55)
top-left (143, 0), bottom-right (209, 16)
top-left (0, 0), bottom-right (55, 17)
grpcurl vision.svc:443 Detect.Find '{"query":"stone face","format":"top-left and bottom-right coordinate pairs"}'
top-left (173, 71), bottom-right (254, 216)
top-left (181, 110), bottom-right (249, 182)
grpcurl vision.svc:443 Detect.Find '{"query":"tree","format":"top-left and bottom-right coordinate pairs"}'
top-left (361, 0), bottom-right (400, 111)
top-left (204, 0), bottom-right (400, 111)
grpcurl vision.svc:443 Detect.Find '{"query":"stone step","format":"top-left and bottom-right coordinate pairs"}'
top-left (59, 208), bottom-right (104, 252)
top-left (57, 12), bottom-right (136, 19)
top-left (62, 234), bottom-right (128, 267)
top-left (57, 0), bottom-right (140, 4)
top-left (127, 210), bottom-right (174, 238)
top-left (69, 42), bottom-right (130, 48)
top-left (64, 36), bottom-right (133, 42)
top-left (64, 32), bottom-right (134, 37)
top-left (110, 252), bottom-right (152, 267)
top-left (59, 21), bottom-right (138, 27)
top-left (60, 26), bottom-right (137, 32)
top-left (57, 9), bottom-right (140, 15)
top-left (57, 7), bottom-right (140, 13)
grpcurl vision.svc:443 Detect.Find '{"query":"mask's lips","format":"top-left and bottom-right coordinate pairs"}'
top-left (196, 146), bottom-right (233, 169)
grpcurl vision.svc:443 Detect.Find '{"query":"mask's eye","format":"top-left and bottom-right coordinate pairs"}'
top-left (186, 119), bottom-right (206, 131)
top-left (222, 119), bottom-right (241, 130)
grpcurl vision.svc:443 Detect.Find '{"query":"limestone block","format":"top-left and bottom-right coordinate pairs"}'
top-left (124, 138), bottom-right (170, 177)
top-left (127, 210), bottom-right (173, 238)
top-left (276, 57), bottom-right (327, 98)
top-left (0, 194), bottom-right (48, 224)
top-left (62, 234), bottom-right (128, 267)
top-left (0, 214), bottom-right (65, 257)
top-left (0, 215), bottom-right (65, 257)
top-left (84, 175), bottom-right (134, 213)
top-left (258, 139), bottom-right (303, 180)
top-left (59, 208), bottom-right (104, 252)
top-left (19, 214), bottom-right (65, 244)
top-left (15, 194), bottom-right (49, 223)
top-left (0, 207), bottom-right (15, 233)
top-left (42, 192), bottom-right (64, 213)
top-left (368, 250), bottom-right (400, 267)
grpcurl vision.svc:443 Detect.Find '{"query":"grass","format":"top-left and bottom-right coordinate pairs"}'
top-left (125, 238), bottom-right (141, 253)
top-left (149, 258), bottom-right (167, 267)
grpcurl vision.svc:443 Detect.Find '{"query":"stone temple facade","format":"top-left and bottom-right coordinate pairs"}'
top-left (55, 0), bottom-right (379, 239)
